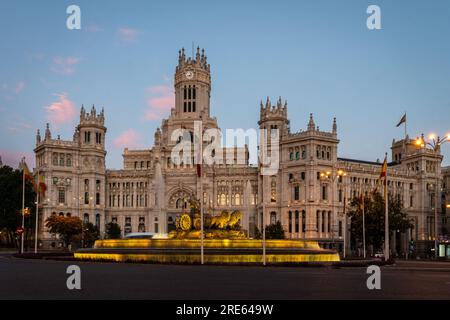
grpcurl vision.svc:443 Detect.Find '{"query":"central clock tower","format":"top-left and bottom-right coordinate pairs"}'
top-left (174, 47), bottom-right (211, 119)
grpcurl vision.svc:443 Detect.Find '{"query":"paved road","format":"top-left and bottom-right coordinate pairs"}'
top-left (1, 254), bottom-right (450, 300)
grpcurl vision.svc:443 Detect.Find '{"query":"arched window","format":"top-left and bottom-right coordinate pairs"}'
top-left (95, 214), bottom-right (100, 228)
top-left (235, 193), bottom-right (241, 205)
top-left (220, 194), bottom-right (226, 206)
top-left (83, 213), bottom-right (89, 223)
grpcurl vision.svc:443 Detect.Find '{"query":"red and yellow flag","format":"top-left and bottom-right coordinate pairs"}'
top-left (36, 174), bottom-right (47, 197)
top-left (20, 160), bottom-right (33, 181)
top-left (359, 194), bottom-right (365, 211)
top-left (379, 156), bottom-right (387, 180)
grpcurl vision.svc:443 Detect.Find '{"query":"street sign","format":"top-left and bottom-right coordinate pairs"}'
top-left (16, 227), bottom-right (24, 235)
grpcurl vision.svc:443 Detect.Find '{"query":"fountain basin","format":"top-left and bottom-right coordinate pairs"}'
top-left (74, 239), bottom-right (340, 264)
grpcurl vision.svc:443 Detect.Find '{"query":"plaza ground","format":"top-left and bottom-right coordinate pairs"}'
top-left (1, 253), bottom-right (450, 300)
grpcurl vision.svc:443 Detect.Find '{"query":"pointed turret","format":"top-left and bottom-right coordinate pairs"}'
top-left (154, 127), bottom-right (162, 147)
top-left (196, 46), bottom-right (200, 62)
top-left (36, 129), bottom-right (41, 145)
top-left (265, 97), bottom-right (271, 110)
top-left (332, 117), bottom-right (337, 134)
top-left (80, 104), bottom-right (85, 121)
top-left (307, 113), bottom-right (316, 131)
top-left (45, 123), bottom-right (51, 140)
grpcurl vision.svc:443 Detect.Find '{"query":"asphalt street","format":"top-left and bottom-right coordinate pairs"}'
top-left (1, 254), bottom-right (450, 300)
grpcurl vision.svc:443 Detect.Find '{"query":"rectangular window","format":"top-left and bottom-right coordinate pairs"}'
top-left (338, 221), bottom-right (342, 237)
top-left (84, 192), bottom-right (89, 205)
top-left (288, 212), bottom-right (292, 233)
top-left (294, 186), bottom-right (300, 201)
top-left (295, 211), bottom-right (300, 233)
top-left (302, 211), bottom-right (306, 233)
top-left (316, 211), bottom-right (320, 231)
top-left (322, 185), bottom-right (327, 200)
top-left (58, 189), bottom-right (65, 204)
top-left (96, 193), bottom-right (100, 205)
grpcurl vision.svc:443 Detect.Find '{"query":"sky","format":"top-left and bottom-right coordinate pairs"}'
top-left (0, 0), bottom-right (449, 169)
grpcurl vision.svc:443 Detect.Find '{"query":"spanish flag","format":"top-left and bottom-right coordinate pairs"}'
top-left (35, 173), bottom-right (47, 197)
top-left (359, 194), bottom-right (365, 211)
top-left (379, 155), bottom-right (388, 183)
top-left (20, 159), bottom-right (33, 181)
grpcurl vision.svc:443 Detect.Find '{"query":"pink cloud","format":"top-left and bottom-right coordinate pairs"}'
top-left (118, 27), bottom-right (139, 42)
top-left (7, 122), bottom-right (32, 133)
top-left (44, 93), bottom-right (76, 125)
top-left (85, 24), bottom-right (102, 33)
top-left (113, 129), bottom-right (143, 149)
top-left (15, 81), bottom-right (25, 94)
top-left (0, 149), bottom-right (35, 169)
top-left (144, 84), bottom-right (174, 121)
top-left (51, 57), bottom-right (80, 75)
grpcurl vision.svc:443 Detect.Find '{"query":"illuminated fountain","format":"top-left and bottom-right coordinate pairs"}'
top-left (75, 197), bottom-right (340, 264)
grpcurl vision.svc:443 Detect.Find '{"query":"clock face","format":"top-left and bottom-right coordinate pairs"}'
top-left (185, 70), bottom-right (194, 79)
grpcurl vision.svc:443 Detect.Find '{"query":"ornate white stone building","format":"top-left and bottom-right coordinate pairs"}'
top-left (33, 48), bottom-right (449, 257)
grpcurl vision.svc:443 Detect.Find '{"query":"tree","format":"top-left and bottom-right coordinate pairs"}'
top-left (45, 215), bottom-right (82, 249)
top-left (348, 191), bottom-right (413, 254)
top-left (0, 165), bottom-right (36, 248)
top-left (105, 222), bottom-right (121, 239)
top-left (265, 221), bottom-right (286, 239)
top-left (73, 222), bottom-right (100, 248)
top-left (253, 225), bottom-right (262, 240)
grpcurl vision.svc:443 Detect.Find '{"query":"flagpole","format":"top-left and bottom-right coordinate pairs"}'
top-left (34, 169), bottom-right (39, 254)
top-left (404, 112), bottom-right (407, 141)
top-left (21, 158), bottom-right (25, 254)
top-left (198, 124), bottom-right (204, 265)
top-left (262, 201), bottom-right (266, 266)
top-left (343, 196), bottom-right (347, 258)
top-left (384, 154), bottom-right (390, 261)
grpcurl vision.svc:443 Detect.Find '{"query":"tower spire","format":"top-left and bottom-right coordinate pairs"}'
top-left (307, 113), bottom-right (316, 131)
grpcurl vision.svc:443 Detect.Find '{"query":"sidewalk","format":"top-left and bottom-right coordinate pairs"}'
top-left (385, 260), bottom-right (450, 272)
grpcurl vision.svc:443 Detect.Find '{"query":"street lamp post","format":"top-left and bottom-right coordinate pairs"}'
top-left (415, 133), bottom-right (449, 259)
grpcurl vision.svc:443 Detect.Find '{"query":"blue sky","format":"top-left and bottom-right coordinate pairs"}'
top-left (1, 0), bottom-right (449, 168)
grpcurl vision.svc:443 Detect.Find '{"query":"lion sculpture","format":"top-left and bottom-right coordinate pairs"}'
top-left (210, 210), bottom-right (241, 229)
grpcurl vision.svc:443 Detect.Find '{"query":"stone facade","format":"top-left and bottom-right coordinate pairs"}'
top-left (33, 48), bottom-right (448, 256)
